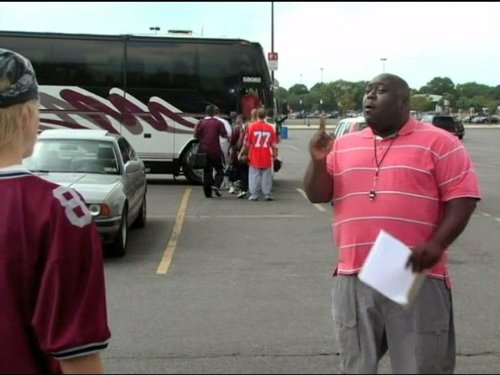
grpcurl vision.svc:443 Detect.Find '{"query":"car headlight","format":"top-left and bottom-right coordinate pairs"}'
top-left (88, 204), bottom-right (110, 217)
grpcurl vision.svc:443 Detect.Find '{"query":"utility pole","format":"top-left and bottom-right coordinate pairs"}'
top-left (271, 1), bottom-right (275, 99)
top-left (380, 57), bottom-right (387, 73)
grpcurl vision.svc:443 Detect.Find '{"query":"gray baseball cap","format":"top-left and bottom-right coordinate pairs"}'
top-left (0, 48), bottom-right (39, 108)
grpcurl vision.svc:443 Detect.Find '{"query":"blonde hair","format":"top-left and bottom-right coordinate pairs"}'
top-left (0, 77), bottom-right (38, 148)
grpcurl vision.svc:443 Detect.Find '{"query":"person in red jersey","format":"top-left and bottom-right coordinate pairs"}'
top-left (0, 48), bottom-right (110, 374)
top-left (304, 73), bottom-right (480, 374)
top-left (240, 88), bottom-right (262, 120)
top-left (238, 108), bottom-right (278, 201)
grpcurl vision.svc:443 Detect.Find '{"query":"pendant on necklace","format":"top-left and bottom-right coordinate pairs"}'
top-left (369, 190), bottom-right (376, 200)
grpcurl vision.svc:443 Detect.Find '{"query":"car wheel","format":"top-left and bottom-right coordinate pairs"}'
top-left (181, 143), bottom-right (203, 185)
top-left (108, 208), bottom-right (128, 257)
top-left (133, 194), bottom-right (147, 229)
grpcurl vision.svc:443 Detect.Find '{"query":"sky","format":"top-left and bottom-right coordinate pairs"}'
top-left (1, 1), bottom-right (499, 91)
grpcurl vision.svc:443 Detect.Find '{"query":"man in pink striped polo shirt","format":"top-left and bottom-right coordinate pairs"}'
top-left (304, 73), bottom-right (480, 374)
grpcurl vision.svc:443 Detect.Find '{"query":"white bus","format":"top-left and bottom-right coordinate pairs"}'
top-left (0, 30), bottom-right (275, 184)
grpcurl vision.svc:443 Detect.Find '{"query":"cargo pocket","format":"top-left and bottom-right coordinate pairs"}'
top-left (415, 279), bottom-right (453, 370)
top-left (331, 276), bottom-right (360, 358)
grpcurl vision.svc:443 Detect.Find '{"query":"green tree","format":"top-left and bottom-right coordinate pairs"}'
top-left (419, 77), bottom-right (455, 96)
top-left (276, 87), bottom-right (289, 101)
top-left (456, 82), bottom-right (491, 98)
top-left (411, 95), bottom-right (434, 112)
top-left (288, 83), bottom-right (309, 96)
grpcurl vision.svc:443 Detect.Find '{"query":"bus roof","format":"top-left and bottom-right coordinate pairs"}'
top-left (0, 29), bottom-right (257, 46)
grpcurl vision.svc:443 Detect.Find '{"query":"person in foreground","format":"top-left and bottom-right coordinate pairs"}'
top-left (0, 48), bottom-right (111, 373)
top-left (303, 73), bottom-right (481, 373)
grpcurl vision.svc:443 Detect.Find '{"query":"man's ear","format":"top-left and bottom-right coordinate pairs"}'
top-left (20, 104), bottom-right (31, 129)
top-left (20, 103), bottom-right (37, 133)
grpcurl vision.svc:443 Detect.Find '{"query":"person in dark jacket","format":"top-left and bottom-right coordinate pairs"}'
top-left (194, 104), bottom-right (228, 198)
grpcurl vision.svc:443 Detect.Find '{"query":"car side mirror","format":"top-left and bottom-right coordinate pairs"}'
top-left (125, 161), bottom-right (140, 173)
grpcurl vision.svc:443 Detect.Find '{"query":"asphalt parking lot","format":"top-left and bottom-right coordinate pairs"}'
top-left (102, 127), bottom-right (500, 374)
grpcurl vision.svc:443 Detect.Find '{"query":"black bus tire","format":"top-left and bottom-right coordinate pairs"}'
top-left (181, 143), bottom-right (203, 185)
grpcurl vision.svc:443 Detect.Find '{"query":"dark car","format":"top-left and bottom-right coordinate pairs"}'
top-left (421, 114), bottom-right (464, 140)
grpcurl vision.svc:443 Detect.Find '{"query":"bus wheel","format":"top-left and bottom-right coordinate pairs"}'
top-left (182, 143), bottom-right (203, 185)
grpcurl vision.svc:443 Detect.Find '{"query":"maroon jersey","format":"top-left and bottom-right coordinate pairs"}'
top-left (194, 117), bottom-right (227, 156)
top-left (0, 166), bottom-right (111, 374)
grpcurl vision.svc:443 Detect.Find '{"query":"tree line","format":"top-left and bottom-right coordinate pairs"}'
top-left (276, 77), bottom-right (500, 115)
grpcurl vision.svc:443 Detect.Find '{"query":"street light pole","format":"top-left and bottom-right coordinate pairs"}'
top-left (149, 26), bottom-right (160, 35)
top-left (320, 67), bottom-right (323, 85)
top-left (380, 57), bottom-right (387, 73)
top-left (271, 2), bottom-right (275, 99)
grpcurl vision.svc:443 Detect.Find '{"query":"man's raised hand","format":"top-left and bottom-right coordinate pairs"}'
top-left (308, 115), bottom-right (333, 161)
top-left (319, 114), bottom-right (326, 132)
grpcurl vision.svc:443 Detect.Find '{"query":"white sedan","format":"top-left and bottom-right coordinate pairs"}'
top-left (23, 129), bottom-right (148, 257)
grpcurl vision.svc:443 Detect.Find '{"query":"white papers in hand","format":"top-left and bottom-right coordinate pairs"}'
top-left (358, 230), bottom-right (425, 308)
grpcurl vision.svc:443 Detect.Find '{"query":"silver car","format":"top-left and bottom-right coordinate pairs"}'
top-left (331, 116), bottom-right (368, 138)
top-left (23, 129), bottom-right (147, 257)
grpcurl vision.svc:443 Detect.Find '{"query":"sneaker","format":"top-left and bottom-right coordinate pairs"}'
top-left (212, 186), bottom-right (221, 197)
top-left (228, 186), bottom-right (236, 194)
top-left (237, 191), bottom-right (247, 199)
top-left (248, 195), bottom-right (258, 201)
top-left (264, 195), bottom-right (274, 201)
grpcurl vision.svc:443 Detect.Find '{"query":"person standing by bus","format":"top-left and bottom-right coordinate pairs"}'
top-left (229, 114), bottom-right (249, 198)
top-left (238, 108), bottom-right (278, 201)
top-left (194, 104), bottom-right (228, 198)
top-left (213, 106), bottom-right (232, 191)
top-left (0, 48), bottom-right (111, 374)
top-left (240, 88), bottom-right (262, 120)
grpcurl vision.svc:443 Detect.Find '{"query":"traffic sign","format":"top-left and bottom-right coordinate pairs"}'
top-left (268, 52), bottom-right (278, 71)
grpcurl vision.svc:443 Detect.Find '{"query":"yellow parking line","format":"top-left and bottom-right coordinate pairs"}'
top-left (156, 188), bottom-right (191, 275)
top-left (296, 188), bottom-right (327, 212)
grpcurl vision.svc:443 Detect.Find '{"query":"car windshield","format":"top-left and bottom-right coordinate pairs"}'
top-left (23, 139), bottom-right (120, 174)
top-left (334, 118), bottom-right (367, 138)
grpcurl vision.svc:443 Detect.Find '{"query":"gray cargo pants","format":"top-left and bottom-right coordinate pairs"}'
top-left (331, 275), bottom-right (455, 374)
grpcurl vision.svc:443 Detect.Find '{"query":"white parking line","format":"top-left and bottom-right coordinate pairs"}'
top-left (296, 188), bottom-right (327, 212)
top-left (156, 188), bottom-right (191, 275)
top-left (280, 143), bottom-right (302, 152)
top-left (479, 211), bottom-right (500, 224)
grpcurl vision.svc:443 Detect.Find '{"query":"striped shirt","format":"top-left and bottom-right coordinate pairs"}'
top-left (326, 117), bottom-right (481, 286)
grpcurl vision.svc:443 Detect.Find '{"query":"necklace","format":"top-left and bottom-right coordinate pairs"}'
top-left (369, 133), bottom-right (398, 200)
